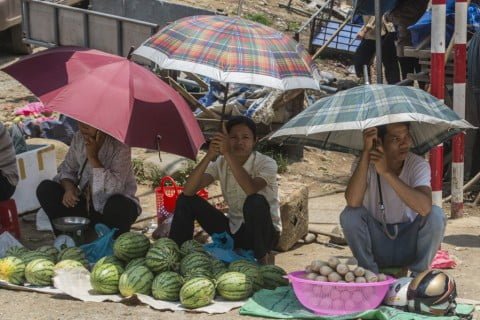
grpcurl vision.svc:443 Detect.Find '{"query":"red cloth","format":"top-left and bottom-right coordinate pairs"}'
top-left (430, 249), bottom-right (457, 269)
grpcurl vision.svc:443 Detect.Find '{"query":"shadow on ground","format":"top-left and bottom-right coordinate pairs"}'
top-left (443, 234), bottom-right (480, 248)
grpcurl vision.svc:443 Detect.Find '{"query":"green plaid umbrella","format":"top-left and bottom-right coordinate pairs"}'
top-left (270, 84), bottom-right (475, 155)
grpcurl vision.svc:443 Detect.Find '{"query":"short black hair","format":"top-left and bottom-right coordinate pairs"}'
top-left (226, 116), bottom-right (257, 139)
top-left (377, 122), bottom-right (410, 140)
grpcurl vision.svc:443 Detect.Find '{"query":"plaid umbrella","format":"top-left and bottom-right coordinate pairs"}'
top-left (133, 15), bottom-right (320, 91)
top-left (270, 84), bottom-right (475, 155)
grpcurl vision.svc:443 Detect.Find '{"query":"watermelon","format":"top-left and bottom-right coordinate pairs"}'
top-left (180, 252), bottom-right (211, 276)
top-left (95, 256), bottom-right (124, 270)
top-left (183, 267), bottom-right (214, 282)
top-left (145, 246), bottom-right (181, 274)
top-left (113, 232), bottom-right (150, 262)
top-left (228, 259), bottom-right (257, 270)
top-left (152, 238), bottom-right (180, 252)
top-left (5, 246), bottom-right (28, 258)
top-left (151, 271), bottom-right (184, 301)
top-left (21, 251), bottom-right (55, 265)
top-left (36, 246), bottom-right (59, 262)
top-left (216, 271), bottom-right (253, 300)
top-left (211, 259), bottom-right (228, 278)
top-left (180, 239), bottom-right (205, 256)
top-left (25, 258), bottom-right (55, 286)
top-left (54, 259), bottom-right (86, 272)
top-left (180, 278), bottom-right (215, 309)
top-left (0, 256), bottom-right (26, 285)
top-left (229, 263), bottom-right (264, 292)
top-left (260, 265), bottom-right (288, 289)
top-left (57, 247), bottom-right (88, 267)
top-left (125, 257), bottom-right (147, 271)
top-left (180, 277), bottom-right (216, 309)
top-left (90, 262), bottom-right (124, 294)
top-left (118, 265), bottom-right (154, 297)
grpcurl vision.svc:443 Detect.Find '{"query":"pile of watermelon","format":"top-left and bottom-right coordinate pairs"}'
top-left (0, 245), bottom-right (88, 286)
top-left (90, 232), bottom-right (290, 309)
top-left (0, 232), bottom-right (290, 310)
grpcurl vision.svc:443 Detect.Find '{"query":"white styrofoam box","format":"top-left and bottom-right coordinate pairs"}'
top-left (12, 144), bottom-right (57, 213)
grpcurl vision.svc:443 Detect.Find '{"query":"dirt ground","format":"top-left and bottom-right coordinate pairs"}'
top-left (1, 7), bottom-right (480, 318)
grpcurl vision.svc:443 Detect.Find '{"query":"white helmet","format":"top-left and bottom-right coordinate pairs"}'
top-left (383, 277), bottom-right (413, 307)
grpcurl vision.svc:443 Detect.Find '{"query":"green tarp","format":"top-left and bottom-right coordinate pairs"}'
top-left (240, 286), bottom-right (474, 320)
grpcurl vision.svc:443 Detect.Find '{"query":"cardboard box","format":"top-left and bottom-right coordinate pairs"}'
top-left (12, 144), bottom-right (57, 213)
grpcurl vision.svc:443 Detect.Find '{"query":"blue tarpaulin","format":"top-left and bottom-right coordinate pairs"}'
top-left (312, 20), bottom-right (362, 53)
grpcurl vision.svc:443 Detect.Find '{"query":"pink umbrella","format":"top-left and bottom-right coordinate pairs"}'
top-left (2, 46), bottom-right (204, 159)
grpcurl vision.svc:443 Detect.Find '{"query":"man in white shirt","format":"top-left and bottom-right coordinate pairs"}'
top-left (341, 123), bottom-right (445, 275)
top-left (169, 116), bottom-right (281, 265)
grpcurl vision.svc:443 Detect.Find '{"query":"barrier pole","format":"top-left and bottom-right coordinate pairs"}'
top-left (430, 0), bottom-right (447, 207)
top-left (451, 0), bottom-right (468, 218)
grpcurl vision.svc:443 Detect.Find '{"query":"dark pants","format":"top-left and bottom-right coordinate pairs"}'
top-left (0, 174), bottom-right (15, 201)
top-left (354, 32), bottom-right (400, 84)
top-left (169, 193), bottom-right (279, 259)
top-left (398, 56), bottom-right (426, 89)
top-left (36, 180), bottom-right (138, 236)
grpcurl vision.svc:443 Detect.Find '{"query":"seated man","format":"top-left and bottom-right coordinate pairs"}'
top-left (341, 123), bottom-right (445, 275)
top-left (0, 122), bottom-right (18, 201)
top-left (169, 116), bottom-right (281, 264)
top-left (36, 121), bottom-right (140, 236)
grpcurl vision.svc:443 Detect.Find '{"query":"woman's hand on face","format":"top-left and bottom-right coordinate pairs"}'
top-left (62, 189), bottom-right (79, 208)
top-left (84, 131), bottom-right (105, 160)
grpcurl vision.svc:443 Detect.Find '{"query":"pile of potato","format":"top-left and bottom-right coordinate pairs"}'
top-left (304, 256), bottom-right (387, 283)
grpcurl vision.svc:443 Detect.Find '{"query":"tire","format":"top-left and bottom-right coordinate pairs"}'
top-left (10, 24), bottom-right (32, 54)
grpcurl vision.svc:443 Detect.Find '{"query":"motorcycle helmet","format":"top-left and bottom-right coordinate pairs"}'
top-left (407, 269), bottom-right (457, 316)
top-left (383, 277), bottom-right (412, 308)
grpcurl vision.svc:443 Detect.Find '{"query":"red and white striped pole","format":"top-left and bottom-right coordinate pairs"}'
top-left (430, 0), bottom-right (446, 207)
top-left (451, 0), bottom-right (468, 218)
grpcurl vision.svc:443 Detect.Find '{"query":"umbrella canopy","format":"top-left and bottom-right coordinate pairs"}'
top-left (270, 84), bottom-right (475, 155)
top-left (2, 46), bottom-right (205, 160)
top-left (133, 15), bottom-right (320, 91)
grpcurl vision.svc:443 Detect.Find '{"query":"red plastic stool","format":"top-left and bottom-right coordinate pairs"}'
top-left (0, 199), bottom-right (21, 239)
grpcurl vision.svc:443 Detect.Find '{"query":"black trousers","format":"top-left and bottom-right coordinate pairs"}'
top-left (36, 180), bottom-right (138, 236)
top-left (169, 193), bottom-right (279, 259)
top-left (0, 174), bottom-right (15, 201)
top-left (354, 32), bottom-right (400, 84)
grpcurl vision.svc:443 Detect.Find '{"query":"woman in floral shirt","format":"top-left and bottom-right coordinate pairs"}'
top-left (36, 122), bottom-right (140, 236)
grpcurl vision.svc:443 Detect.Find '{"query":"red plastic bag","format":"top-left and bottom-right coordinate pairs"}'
top-left (155, 176), bottom-right (208, 222)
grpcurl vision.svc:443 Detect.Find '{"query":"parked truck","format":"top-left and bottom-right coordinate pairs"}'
top-left (0, 0), bottom-right (89, 54)
top-left (20, 0), bottom-right (216, 56)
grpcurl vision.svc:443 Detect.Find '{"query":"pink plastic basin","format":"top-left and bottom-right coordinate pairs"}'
top-left (288, 271), bottom-right (395, 315)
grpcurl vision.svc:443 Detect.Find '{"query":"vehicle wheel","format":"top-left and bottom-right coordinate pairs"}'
top-left (10, 24), bottom-right (32, 54)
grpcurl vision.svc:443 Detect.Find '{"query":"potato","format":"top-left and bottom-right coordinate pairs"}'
top-left (327, 271), bottom-right (342, 282)
top-left (306, 272), bottom-right (318, 280)
top-left (310, 260), bottom-right (328, 272)
top-left (315, 275), bottom-right (328, 282)
top-left (336, 263), bottom-right (349, 275)
top-left (344, 271), bottom-right (355, 282)
top-left (319, 265), bottom-right (334, 276)
top-left (353, 266), bottom-right (365, 277)
top-left (364, 270), bottom-right (378, 282)
top-left (355, 276), bottom-right (367, 283)
top-left (346, 257), bottom-right (358, 271)
top-left (377, 273), bottom-right (387, 281)
top-left (327, 256), bottom-right (341, 269)
top-left (305, 265), bottom-right (313, 273)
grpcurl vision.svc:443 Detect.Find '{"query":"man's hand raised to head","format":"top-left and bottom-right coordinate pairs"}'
top-left (369, 138), bottom-right (389, 175)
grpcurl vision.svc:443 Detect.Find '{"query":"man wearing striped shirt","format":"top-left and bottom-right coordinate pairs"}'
top-left (0, 122), bottom-right (18, 201)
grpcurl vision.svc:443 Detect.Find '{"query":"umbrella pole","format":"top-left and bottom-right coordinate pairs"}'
top-left (374, 0), bottom-right (382, 84)
top-left (219, 83), bottom-right (230, 130)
